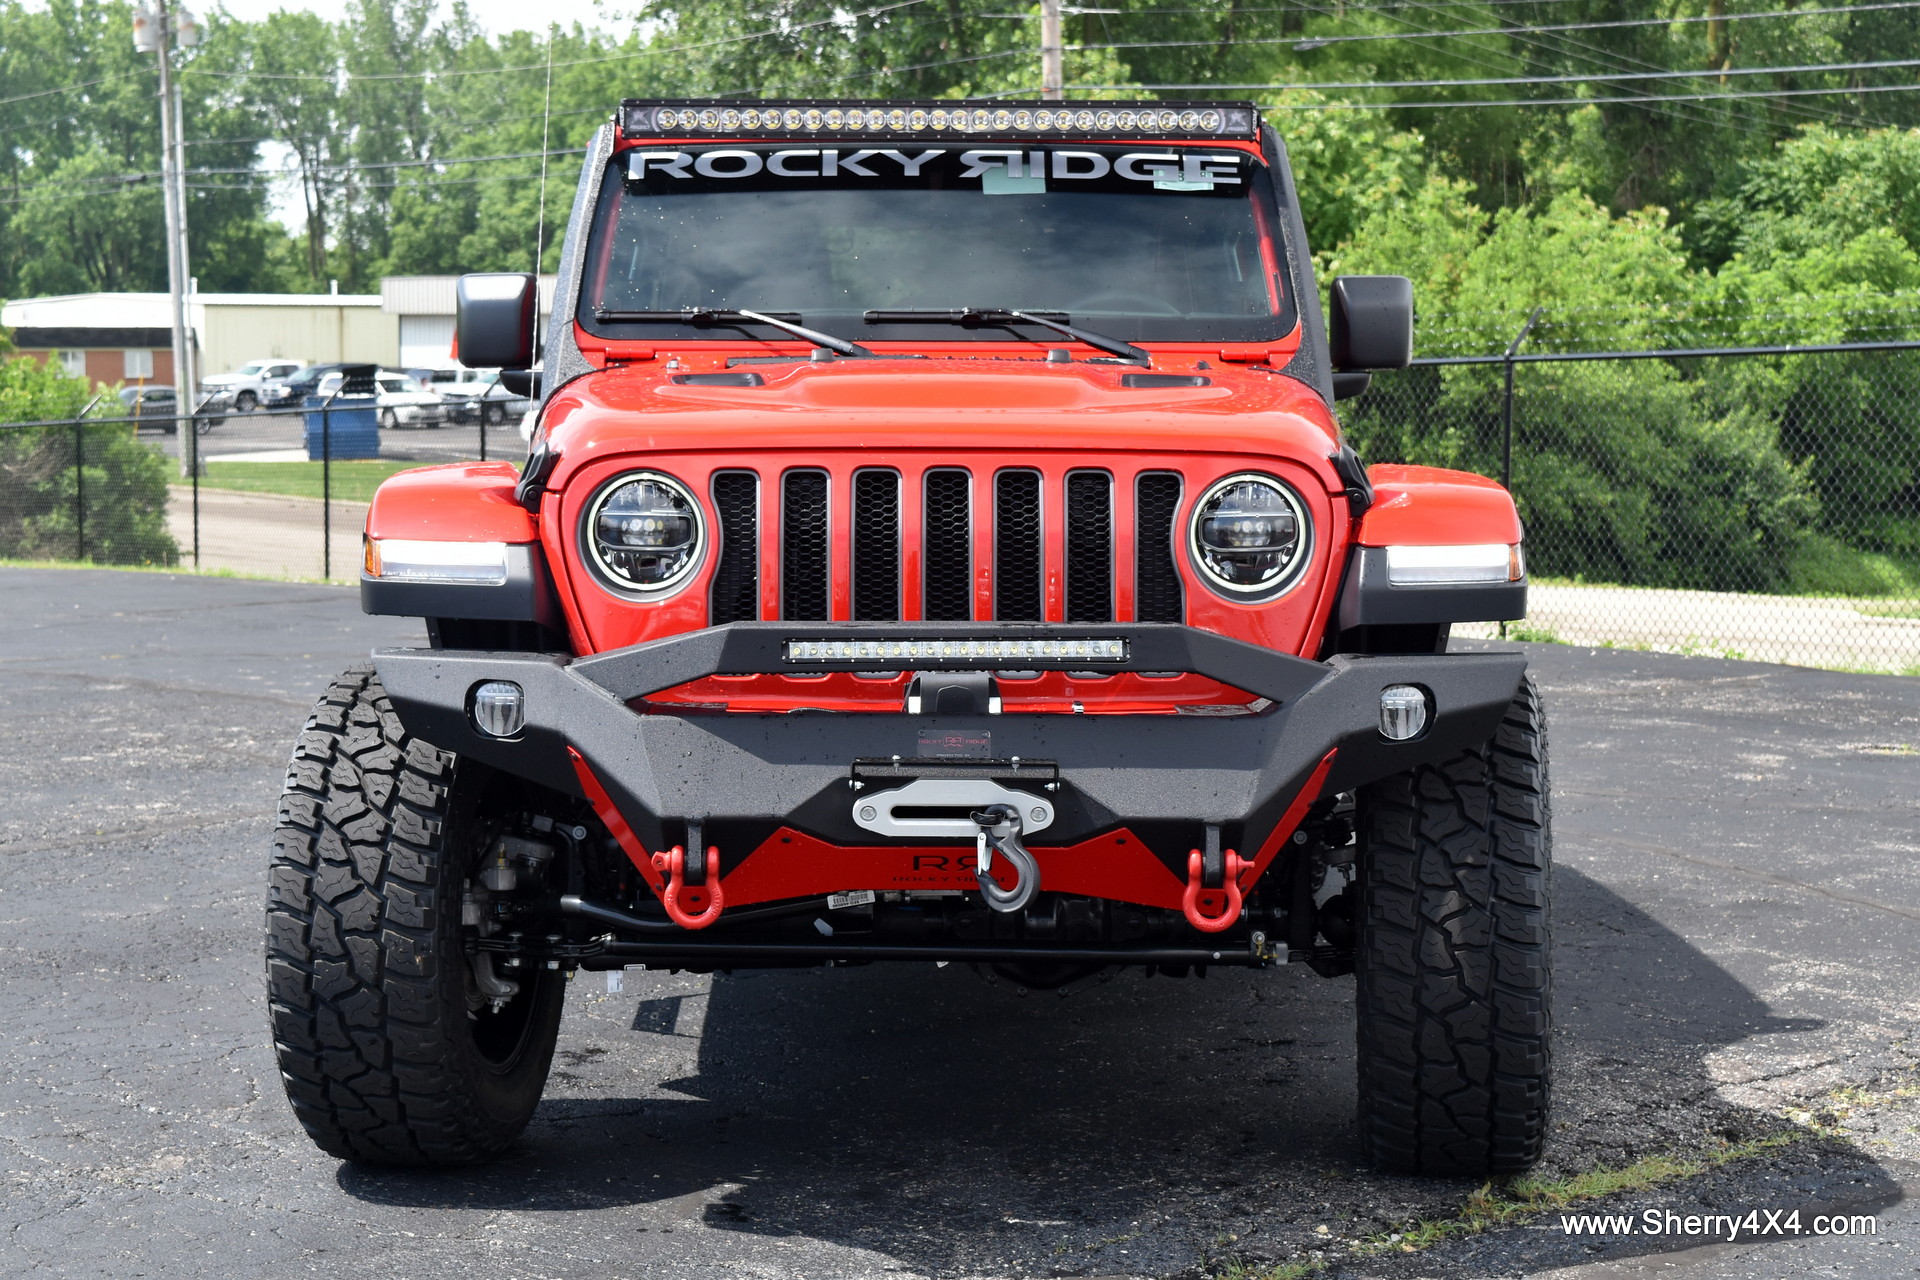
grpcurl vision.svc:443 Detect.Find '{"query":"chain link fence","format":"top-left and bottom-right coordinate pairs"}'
top-left (4, 341), bottom-right (1917, 674)
top-left (1346, 342), bottom-right (1920, 674)
top-left (0, 398), bottom-right (503, 582)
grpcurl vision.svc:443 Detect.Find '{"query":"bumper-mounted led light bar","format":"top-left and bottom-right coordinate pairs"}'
top-left (785, 638), bottom-right (1129, 664)
top-left (622, 99), bottom-right (1260, 142)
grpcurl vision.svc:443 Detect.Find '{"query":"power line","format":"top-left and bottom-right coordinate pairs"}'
top-left (0, 74), bottom-right (140, 107)
top-left (0, 167), bottom-right (555, 208)
top-left (0, 144), bottom-right (591, 205)
top-left (729, 45), bottom-right (1033, 95)
top-left (1098, 55), bottom-right (1920, 91)
top-left (1274, 0), bottom-right (1849, 136)
top-left (1248, 80), bottom-right (1920, 108)
top-left (1376, 0), bottom-right (1869, 130)
top-left (1065, 3), bottom-right (1920, 54)
top-left (183, 147), bottom-right (588, 177)
top-left (1282, 0), bottom-right (1920, 49)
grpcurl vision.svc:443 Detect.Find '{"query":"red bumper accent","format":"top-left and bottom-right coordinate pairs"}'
top-left (569, 745), bottom-right (667, 896)
top-left (1235, 749), bottom-right (1340, 893)
top-left (723, 826), bottom-right (1179, 909)
top-left (569, 744), bottom-right (1339, 920)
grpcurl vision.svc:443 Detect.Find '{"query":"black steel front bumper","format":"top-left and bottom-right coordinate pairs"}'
top-left (372, 623), bottom-right (1525, 861)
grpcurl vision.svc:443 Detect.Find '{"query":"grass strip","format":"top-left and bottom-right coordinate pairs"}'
top-left (0, 557), bottom-right (348, 585)
top-left (1219, 1128), bottom-right (1819, 1280)
top-left (1354, 1132), bottom-right (1807, 1259)
top-left (199, 459), bottom-right (423, 503)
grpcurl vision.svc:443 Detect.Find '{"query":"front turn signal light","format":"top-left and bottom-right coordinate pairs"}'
top-left (1384, 543), bottom-right (1518, 585)
top-left (363, 538), bottom-right (510, 585)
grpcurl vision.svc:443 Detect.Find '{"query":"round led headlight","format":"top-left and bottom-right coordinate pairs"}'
top-left (583, 471), bottom-right (704, 594)
top-left (1189, 473), bottom-right (1311, 596)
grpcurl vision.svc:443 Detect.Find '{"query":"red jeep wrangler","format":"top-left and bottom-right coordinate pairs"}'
top-left (267, 100), bottom-right (1549, 1176)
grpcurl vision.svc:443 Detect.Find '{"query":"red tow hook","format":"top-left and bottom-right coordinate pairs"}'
top-left (652, 844), bottom-right (725, 929)
top-left (1182, 848), bottom-right (1248, 933)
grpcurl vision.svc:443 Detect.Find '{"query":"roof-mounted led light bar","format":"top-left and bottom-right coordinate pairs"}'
top-left (620, 100), bottom-right (1261, 142)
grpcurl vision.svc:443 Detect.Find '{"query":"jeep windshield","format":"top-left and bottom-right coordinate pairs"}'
top-left (578, 144), bottom-right (1296, 347)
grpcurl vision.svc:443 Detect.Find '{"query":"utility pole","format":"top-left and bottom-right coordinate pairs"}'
top-left (171, 75), bottom-right (197, 434)
top-left (133, 2), bottom-right (201, 477)
top-left (1039, 0), bottom-right (1064, 100)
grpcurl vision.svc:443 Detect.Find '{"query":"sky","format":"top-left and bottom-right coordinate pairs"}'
top-left (206, 0), bottom-right (639, 38)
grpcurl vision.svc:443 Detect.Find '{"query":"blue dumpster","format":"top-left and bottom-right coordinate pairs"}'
top-left (303, 395), bottom-right (380, 460)
top-left (303, 365), bottom-right (382, 460)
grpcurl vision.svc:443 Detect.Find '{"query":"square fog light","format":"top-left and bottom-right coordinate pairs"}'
top-left (471, 681), bottom-right (525, 738)
top-left (1379, 684), bottom-right (1429, 741)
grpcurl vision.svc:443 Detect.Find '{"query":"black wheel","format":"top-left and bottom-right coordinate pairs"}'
top-left (1354, 674), bottom-right (1551, 1176)
top-left (266, 665), bottom-right (566, 1167)
top-left (234, 390), bottom-right (257, 412)
top-left (484, 401), bottom-right (506, 426)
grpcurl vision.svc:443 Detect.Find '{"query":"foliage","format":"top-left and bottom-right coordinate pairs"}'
top-left (0, 334), bottom-right (90, 422)
top-left (7, 0), bottom-right (1920, 299)
top-left (1345, 360), bottom-right (1818, 593)
top-left (4, 0), bottom-right (1920, 599)
top-left (0, 335), bottom-right (179, 564)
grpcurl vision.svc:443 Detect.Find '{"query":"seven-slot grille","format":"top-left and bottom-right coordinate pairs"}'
top-left (710, 464), bottom-right (1185, 624)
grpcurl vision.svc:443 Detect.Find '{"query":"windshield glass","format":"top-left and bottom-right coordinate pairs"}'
top-left (579, 144), bottom-right (1295, 345)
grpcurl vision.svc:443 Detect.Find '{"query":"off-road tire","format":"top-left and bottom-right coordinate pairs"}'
top-left (266, 664), bottom-right (566, 1166)
top-left (1354, 674), bottom-right (1551, 1176)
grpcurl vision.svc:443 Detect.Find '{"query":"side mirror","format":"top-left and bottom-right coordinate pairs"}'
top-left (498, 369), bottom-right (540, 398)
top-left (1328, 275), bottom-right (1413, 371)
top-left (455, 273), bottom-right (537, 370)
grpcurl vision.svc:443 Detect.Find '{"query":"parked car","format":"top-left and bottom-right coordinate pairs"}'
top-left (376, 371), bottom-right (447, 428)
top-left (425, 366), bottom-right (529, 425)
top-left (314, 370), bottom-right (447, 428)
top-left (200, 358), bottom-right (304, 413)
top-left (262, 363), bottom-right (347, 409)
top-left (116, 385), bottom-right (225, 433)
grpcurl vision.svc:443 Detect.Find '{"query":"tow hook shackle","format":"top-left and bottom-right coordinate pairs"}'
top-left (1182, 847), bottom-right (1249, 933)
top-left (651, 844), bottom-right (725, 929)
top-left (970, 803), bottom-right (1040, 914)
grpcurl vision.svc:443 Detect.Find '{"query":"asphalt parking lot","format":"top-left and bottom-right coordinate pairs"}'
top-left (2, 567), bottom-right (1916, 1280)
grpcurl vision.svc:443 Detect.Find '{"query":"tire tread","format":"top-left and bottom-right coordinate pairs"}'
top-left (266, 664), bottom-right (552, 1166)
top-left (1356, 675), bottom-right (1552, 1176)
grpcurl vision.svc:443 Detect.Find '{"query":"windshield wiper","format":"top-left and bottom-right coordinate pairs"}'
top-left (595, 307), bottom-right (875, 358)
top-left (863, 307), bottom-right (1149, 365)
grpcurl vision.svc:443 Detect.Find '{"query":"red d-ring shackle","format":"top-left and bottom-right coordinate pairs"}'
top-left (651, 844), bottom-right (725, 929)
top-left (1182, 848), bottom-right (1248, 933)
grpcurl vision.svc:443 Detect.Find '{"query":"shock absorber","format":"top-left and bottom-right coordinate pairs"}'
top-left (970, 803), bottom-right (1041, 914)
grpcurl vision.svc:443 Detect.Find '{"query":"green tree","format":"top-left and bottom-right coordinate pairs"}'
top-left (11, 149), bottom-right (167, 294)
top-left (0, 333), bottom-right (179, 565)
